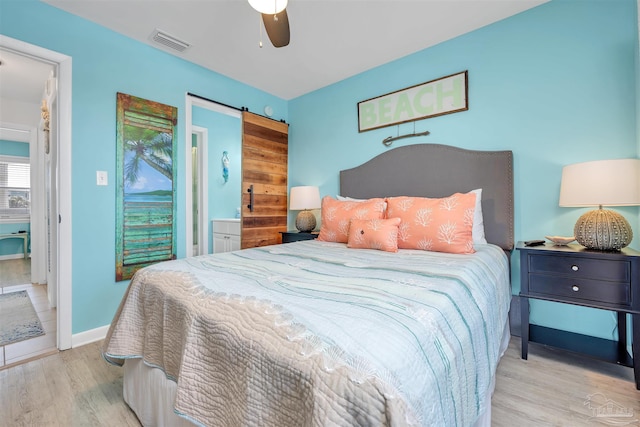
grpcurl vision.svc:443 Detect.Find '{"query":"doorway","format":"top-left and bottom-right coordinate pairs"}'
top-left (0, 35), bottom-right (72, 351)
top-left (0, 51), bottom-right (57, 366)
top-left (191, 126), bottom-right (207, 256)
top-left (185, 94), bottom-right (241, 257)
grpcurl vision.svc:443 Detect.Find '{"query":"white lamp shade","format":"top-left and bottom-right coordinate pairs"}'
top-left (289, 186), bottom-right (321, 210)
top-left (559, 159), bottom-right (640, 207)
top-left (248, 0), bottom-right (288, 14)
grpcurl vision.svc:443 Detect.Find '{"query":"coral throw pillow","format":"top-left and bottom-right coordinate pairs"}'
top-left (318, 196), bottom-right (386, 243)
top-left (347, 217), bottom-right (402, 252)
top-left (386, 193), bottom-right (476, 254)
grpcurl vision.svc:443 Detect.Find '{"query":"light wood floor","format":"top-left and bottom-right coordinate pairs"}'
top-left (0, 258), bottom-right (58, 369)
top-left (0, 337), bottom-right (638, 426)
top-left (1, 258), bottom-right (31, 287)
top-left (0, 340), bottom-right (139, 426)
top-left (493, 339), bottom-right (639, 426)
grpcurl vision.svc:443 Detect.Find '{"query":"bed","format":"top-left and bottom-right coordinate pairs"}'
top-left (103, 143), bottom-right (514, 427)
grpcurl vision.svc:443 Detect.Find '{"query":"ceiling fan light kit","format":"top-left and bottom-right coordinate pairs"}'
top-left (249, 0), bottom-right (290, 48)
top-left (249, 0), bottom-right (288, 14)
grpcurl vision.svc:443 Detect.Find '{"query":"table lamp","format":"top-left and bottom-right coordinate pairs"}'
top-left (289, 186), bottom-right (321, 232)
top-left (559, 158), bottom-right (640, 250)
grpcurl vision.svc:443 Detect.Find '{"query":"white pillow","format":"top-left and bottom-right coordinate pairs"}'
top-left (471, 189), bottom-right (487, 245)
top-left (336, 195), bottom-right (365, 202)
top-left (336, 195), bottom-right (388, 211)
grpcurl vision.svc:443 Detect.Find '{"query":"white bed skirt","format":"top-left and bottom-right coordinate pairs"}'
top-left (123, 320), bottom-right (512, 427)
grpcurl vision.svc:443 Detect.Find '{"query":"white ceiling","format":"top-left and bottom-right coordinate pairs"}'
top-left (39, 0), bottom-right (548, 100)
top-left (0, 49), bottom-right (54, 104)
top-left (0, 49), bottom-right (54, 136)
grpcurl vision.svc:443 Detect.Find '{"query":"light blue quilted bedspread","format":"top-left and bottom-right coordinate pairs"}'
top-left (105, 240), bottom-right (510, 427)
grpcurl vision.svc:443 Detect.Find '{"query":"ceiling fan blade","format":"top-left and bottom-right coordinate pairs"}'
top-left (262, 8), bottom-right (290, 48)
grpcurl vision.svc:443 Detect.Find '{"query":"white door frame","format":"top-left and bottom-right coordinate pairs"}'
top-left (0, 35), bottom-right (73, 350)
top-left (29, 120), bottom-right (47, 287)
top-left (184, 94), bottom-right (240, 257)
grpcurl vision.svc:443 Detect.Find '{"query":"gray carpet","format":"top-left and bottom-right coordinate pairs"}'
top-left (0, 290), bottom-right (45, 346)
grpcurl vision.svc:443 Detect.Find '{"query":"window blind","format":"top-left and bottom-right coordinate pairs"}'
top-left (0, 156), bottom-right (31, 219)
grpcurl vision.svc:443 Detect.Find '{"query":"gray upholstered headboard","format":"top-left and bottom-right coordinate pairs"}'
top-left (339, 144), bottom-right (514, 251)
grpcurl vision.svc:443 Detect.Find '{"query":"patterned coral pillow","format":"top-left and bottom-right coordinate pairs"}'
top-left (347, 217), bottom-right (401, 252)
top-left (317, 196), bottom-right (386, 243)
top-left (386, 193), bottom-right (477, 254)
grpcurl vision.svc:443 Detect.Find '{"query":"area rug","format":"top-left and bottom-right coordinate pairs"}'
top-left (0, 290), bottom-right (45, 346)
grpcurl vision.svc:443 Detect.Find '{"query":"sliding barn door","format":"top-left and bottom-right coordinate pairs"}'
top-left (241, 112), bottom-right (289, 248)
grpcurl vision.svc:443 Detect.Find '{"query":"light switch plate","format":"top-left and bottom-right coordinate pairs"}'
top-left (97, 171), bottom-right (108, 186)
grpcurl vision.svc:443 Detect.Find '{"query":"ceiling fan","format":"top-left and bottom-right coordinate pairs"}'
top-left (248, 0), bottom-right (290, 48)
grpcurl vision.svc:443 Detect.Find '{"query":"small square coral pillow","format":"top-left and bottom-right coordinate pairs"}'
top-left (347, 217), bottom-right (401, 253)
top-left (386, 193), bottom-right (476, 254)
top-left (318, 196), bottom-right (386, 243)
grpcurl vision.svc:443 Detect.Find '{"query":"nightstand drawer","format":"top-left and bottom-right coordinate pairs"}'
top-left (529, 255), bottom-right (630, 282)
top-left (280, 231), bottom-right (318, 243)
top-left (529, 274), bottom-right (631, 306)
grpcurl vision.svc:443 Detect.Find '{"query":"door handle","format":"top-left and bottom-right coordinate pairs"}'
top-left (247, 185), bottom-right (254, 212)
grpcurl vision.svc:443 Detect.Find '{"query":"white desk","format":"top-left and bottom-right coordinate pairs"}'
top-left (0, 233), bottom-right (28, 259)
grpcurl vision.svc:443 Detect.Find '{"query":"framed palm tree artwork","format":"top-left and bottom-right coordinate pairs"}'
top-left (115, 93), bottom-right (178, 281)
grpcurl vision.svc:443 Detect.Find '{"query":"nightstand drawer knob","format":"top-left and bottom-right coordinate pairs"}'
top-left (571, 265), bottom-right (579, 271)
top-left (572, 285), bottom-right (580, 292)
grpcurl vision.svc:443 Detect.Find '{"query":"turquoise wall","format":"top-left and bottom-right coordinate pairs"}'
top-left (0, 0), bottom-right (287, 333)
top-left (0, 140), bottom-right (30, 257)
top-left (288, 0), bottom-right (639, 342)
top-left (0, 140), bottom-right (29, 157)
top-left (636, 1), bottom-right (640, 230)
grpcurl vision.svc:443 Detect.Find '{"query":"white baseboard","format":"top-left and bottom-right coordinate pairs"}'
top-left (71, 324), bottom-right (110, 348)
top-left (0, 253), bottom-right (29, 261)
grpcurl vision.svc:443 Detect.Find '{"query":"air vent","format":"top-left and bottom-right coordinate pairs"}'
top-left (150, 29), bottom-right (191, 53)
